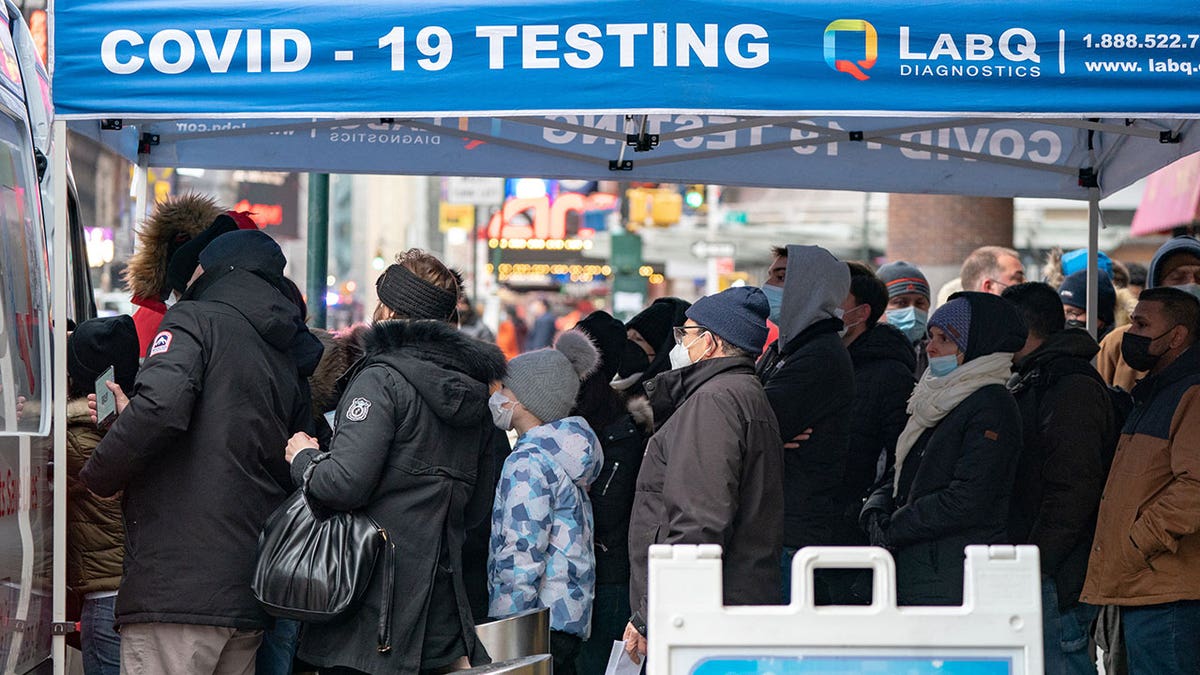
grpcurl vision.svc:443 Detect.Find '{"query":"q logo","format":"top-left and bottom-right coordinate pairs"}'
top-left (824, 19), bottom-right (877, 81)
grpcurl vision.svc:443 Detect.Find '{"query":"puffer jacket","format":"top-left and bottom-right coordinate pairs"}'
top-left (1081, 344), bottom-right (1200, 607)
top-left (489, 417), bottom-right (603, 637)
top-left (293, 320), bottom-right (506, 674)
top-left (838, 323), bottom-right (915, 545)
top-left (1007, 329), bottom-right (1117, 610)
top-left (66, 399), bottom-right (122, 595)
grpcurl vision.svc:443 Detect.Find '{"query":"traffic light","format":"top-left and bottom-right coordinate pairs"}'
top-left (683, 184), bottom-right (706, 212)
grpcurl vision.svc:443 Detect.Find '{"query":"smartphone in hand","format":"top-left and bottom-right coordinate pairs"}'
top-left (95, 365), bottom-right (117, 430)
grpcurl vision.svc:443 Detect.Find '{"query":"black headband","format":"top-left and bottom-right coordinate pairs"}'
top-left (375, 263), bottom-right (457, 321)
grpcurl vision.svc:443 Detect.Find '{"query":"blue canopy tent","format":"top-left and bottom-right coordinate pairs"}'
top-left (47, 0), bottom-right (1200, 671)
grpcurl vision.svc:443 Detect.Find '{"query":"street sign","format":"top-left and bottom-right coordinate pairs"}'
top-left (691, 240), bottom-right (736, 260)
top-left (439, 203), bottom-right (476, 231)
top-left (442, 177), bottom-right (504, 206)
top-left (725, 210), bottom-right (748, 225)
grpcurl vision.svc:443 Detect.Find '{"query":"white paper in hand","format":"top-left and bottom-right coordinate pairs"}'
top-left (604, 640), bottom-right (642, 675)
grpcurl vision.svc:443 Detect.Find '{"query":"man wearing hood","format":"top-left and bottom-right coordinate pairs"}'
top-left (82, 230), bottom-right (323, 674)
top-left (1098, 236), bottom-right (1200, 391)
top-left (1003, 282), bottom-right (1119, 675)
top-left (756, 245), bottom-right (855, 601)
top-left (122, 194), bottom-right (223, 353)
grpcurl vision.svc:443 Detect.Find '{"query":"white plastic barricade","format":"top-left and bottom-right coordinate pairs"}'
top-left (647, 545), bottom-right (1043, 675)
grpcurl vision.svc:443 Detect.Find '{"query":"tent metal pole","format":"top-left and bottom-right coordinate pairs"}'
top-left (1087, 188), bottom-right (1101, 338)
top-left (307, 173), bottom-right (330, 329)
top-left (705, 185), bottom-right (721, 295)
top-left (51, 119), bottom-right (69, 675)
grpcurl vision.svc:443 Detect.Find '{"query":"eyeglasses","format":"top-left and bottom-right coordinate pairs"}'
top-left (673, 325), bottom-right (709, 345)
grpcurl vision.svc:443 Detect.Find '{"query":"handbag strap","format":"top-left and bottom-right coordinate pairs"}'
top-left (377, 531), bottom-right (396, 653)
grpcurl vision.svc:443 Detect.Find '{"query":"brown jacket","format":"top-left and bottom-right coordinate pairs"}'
top-left (1096, 325), bottom-right (1146, 393)
top-left (66, 399), bottom-right (123, 595)
top-left (1081, 346), bottom-right (1200, 606)
top-left (628, 356), bottom-right (784, 618)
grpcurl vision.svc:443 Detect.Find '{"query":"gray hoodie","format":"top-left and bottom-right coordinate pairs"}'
top-left (779, 245), bottom-right (851, 348)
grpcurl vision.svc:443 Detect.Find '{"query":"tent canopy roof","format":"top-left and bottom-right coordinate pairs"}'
top-left (53, 0), bottom-right (1200, 197)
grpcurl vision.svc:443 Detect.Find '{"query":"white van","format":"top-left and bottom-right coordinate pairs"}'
top-left (0, 4), bottom-right (89, 673)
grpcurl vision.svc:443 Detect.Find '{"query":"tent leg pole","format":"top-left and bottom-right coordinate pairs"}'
top-left (51, 120), bottom-right (69, 675)
top-left (1087, 188), bottom-right (1101, 339)
top-left (705, 185), bottom-right (721, 295)
top-left (307, 173), bottom-right (330, 329)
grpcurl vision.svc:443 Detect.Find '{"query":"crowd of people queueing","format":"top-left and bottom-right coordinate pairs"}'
top-left (61, 194), bottom-right (1200, 675)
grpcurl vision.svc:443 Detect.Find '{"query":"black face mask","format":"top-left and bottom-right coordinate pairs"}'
top-left (617, 340), bottom-right (650, 378)
top-left (1065, 319), bottom-right (1087, 330)
top-left (1121, 327), bottom-right (1175, 372)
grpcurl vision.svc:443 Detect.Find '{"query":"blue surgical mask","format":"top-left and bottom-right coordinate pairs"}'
top-left (886, 307), bottom-right (929, 343)
top-left (761, 284), bottom-right (784, 324)
top-left (1173, 283), bottom-right (1200, 301)
top-left (928, 353), bottom-right (961, 377)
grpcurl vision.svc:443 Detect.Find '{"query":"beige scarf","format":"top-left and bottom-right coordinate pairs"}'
top-left (893, 351), bottom-right (1015, 495)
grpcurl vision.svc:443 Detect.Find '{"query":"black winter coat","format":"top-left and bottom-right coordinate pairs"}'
top-left (1007, 329), bottom-right (1116, 609)
top-left (838, 324), bottom-right (915, 545)
top-left (291, 320), bottom-right (506, 675)
top-left (81, 267), bottom-right (320, 629)
top-left (757, 318), bottom-right (855, 548)
top-left (864, 385), bottom-right (1022, 606)
top-left (589, 412), bottom-right (647, 585)
top-left (630, 357), bottom-right (784, 617)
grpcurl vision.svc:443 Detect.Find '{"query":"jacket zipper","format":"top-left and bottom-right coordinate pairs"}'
top-left (600, 461), bottom-right (620, 496)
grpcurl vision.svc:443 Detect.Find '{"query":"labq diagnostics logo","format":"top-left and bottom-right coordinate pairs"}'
top-left (824, 19), bottom-right (877, 81)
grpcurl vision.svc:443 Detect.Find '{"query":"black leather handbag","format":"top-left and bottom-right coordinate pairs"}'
top-left (252, 453), bottom-right (396, 652)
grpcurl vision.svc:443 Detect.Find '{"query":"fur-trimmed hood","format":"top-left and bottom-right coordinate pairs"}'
top-left (123, 193), bottom-right (224, 300)
top-left (354, 319), bottom-right (507, 428)
top-left (309, 325), bottom-right (369, 415)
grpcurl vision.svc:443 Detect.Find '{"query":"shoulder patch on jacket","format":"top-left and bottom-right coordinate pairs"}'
top-left (149, 331), bottom-right (172, 356)
top-left (984, 430), bottom-right (999, 441)
top-left (346, 397), bottom-right (372, 422)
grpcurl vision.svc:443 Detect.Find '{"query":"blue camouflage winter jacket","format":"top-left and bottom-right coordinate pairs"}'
top-left (488, 417), bottom-right (604, 637)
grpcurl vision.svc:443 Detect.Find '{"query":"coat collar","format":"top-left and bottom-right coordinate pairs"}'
top-left (644, 355), bottom-right (756, 430)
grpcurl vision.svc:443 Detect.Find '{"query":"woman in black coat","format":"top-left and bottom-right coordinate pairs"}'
top-left (285, 252), bottom-right (506, 674)
top-left (861, 292), bottom-right (1027, 606)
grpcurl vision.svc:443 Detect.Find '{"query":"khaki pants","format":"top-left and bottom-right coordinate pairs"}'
top-left (120, 623), bottom-right (263, 675)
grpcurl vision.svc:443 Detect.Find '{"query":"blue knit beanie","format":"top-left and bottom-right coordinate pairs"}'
top-left (928, 297), bottom-right (971, 353)
top-left (685, 287), bottom-right (770, 354)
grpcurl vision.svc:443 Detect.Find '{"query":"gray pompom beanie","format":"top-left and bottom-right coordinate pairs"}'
top-left (504, 330), bottom-right (599, 423)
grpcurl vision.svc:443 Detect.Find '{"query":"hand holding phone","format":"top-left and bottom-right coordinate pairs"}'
top-left (95, 366), bottom-right (118, 430)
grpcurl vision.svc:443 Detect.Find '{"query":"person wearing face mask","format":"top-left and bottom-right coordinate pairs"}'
top-left (617, 297), bottom-right (692, 395)
top-left (624, 287), bottom-right (783, 665)
top-left (860, 292), bottom-right (1027, 607)
top-left (833, 264), bottom-right (916, 582)
top-left (755, 244), bottom-right (855, 602)
top-left (1098, 236), bottom-right (1200, 392)
top-left (878, 261), bottom-right (933, 378)
top-left (1058, 269), bottom-right (1117, 340)
top-left (1003, 282), bottom-right (1121, 675)
top-left (1080, 287), bottom-right (1200, 675)
top-left (283, 250), bottom-right (506, 675)
top-left (487, 331), bottom-right (602, 675)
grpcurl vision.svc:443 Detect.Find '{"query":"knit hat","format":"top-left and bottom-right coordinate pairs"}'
top-left (685, 287), bottom-right (771, 354)
top-left (928, 297), bottom-right (971, 354)
top-left (198, 229), bottom-right (286, 282)
top-left (626, 298), bottom-right (690, 352)
top-left (877, 260), bottom-right (931, 300)
top-left (166, 212), bottom-right (260, 296)
top-left (68, 315), bottom-right (140, 395)
top-left (1058, 270), bottom-right (1116, 325)
top-left (375, 263), bottom-right (458, 321)
top-left (1061, 249), bottom-right (1113, 278)
top-left (575, 311), bottom-right (626, 381)
top-left (505, 330), bottom-right (599, 423)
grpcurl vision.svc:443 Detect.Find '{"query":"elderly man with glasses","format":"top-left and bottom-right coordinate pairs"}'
top-left (623, 287), bottom-right (784, 666)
